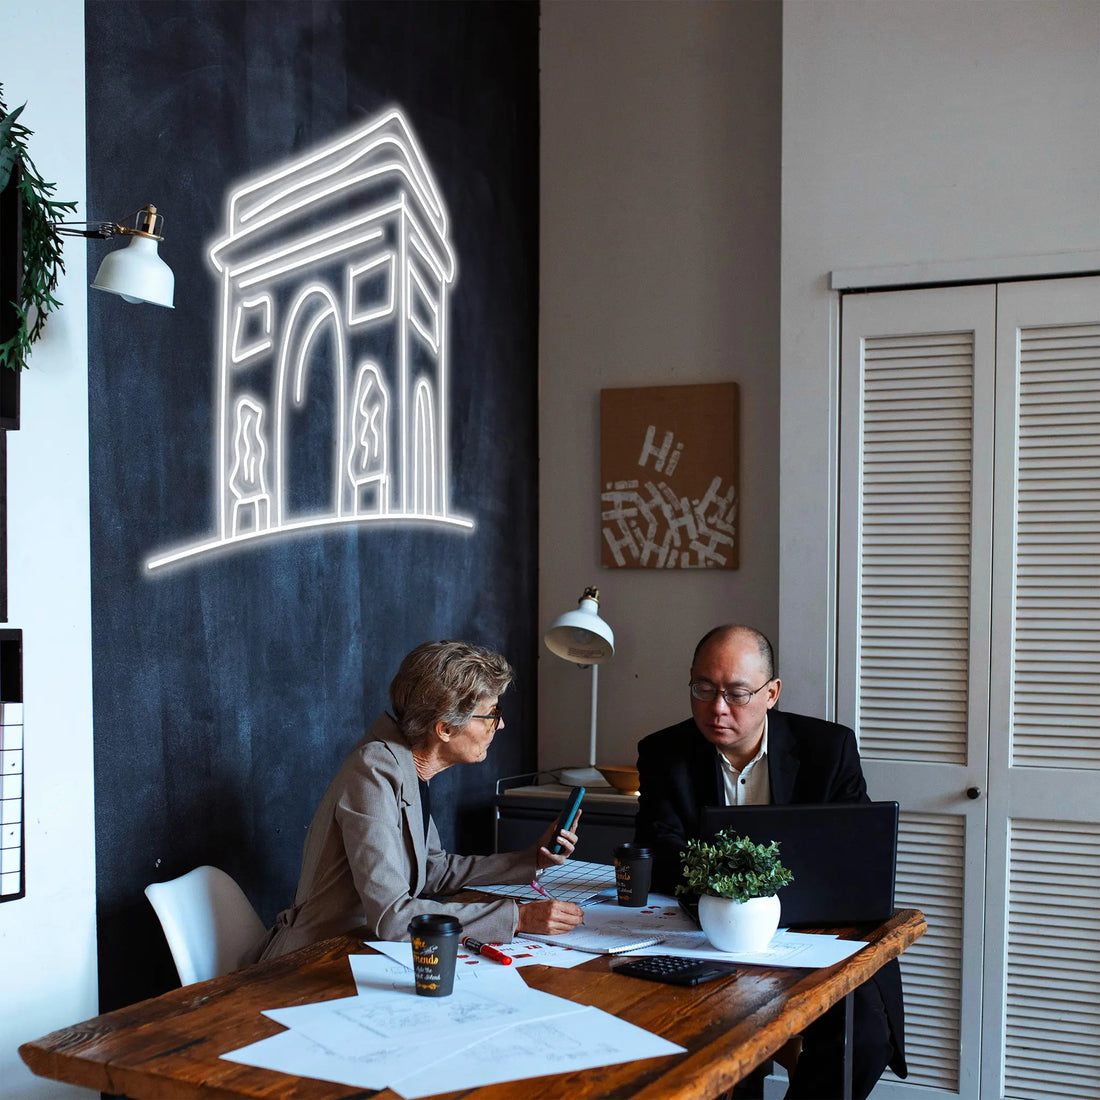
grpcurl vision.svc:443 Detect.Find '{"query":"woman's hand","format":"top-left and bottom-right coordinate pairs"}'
top-left (516, 899), bottom-right (584, 935)
top-left (535, 810), bottom-right (581, 870)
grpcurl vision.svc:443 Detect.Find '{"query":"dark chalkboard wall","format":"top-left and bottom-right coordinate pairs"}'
top-left (86, 0), bottom-right (538, 1012)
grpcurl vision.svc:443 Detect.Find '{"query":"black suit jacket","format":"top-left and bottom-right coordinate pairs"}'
top-left (634, 710), bottom-right (906, 1078)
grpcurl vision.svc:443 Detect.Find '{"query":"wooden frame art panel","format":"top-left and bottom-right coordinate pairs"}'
top-left (600, 382), bottom-right (739, 570)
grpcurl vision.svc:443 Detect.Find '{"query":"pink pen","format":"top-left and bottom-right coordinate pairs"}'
top-left (462, 936), bottom-right (513, 965)
top-left (530, 875), bottom-right (555, 900)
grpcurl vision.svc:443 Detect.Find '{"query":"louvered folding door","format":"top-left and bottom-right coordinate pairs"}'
top-left (982, 278), bottom-right (1100, 1100)
top-left (839, 285), bottom-right (993, 1099)
top-left (837, 276), bottom-right (1100, 1100)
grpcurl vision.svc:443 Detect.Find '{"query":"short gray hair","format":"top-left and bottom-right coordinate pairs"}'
top-left (389, 640), bottom-right (514, 750)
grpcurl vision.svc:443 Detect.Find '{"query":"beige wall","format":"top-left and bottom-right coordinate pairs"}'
top-left (539, 0), bottom-right (783, 771)
top-left (780, 0), bottom-right (1100, 716)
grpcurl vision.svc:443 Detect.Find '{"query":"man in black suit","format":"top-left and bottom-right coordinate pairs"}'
top-left (634, 624), bottom-right (906, 1100)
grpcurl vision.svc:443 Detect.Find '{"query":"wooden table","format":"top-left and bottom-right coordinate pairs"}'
top-left (21, 908), bottom-right (925, 1100)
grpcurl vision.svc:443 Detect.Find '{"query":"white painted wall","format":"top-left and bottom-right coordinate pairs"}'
top-left (539, 0), bottom-right (782, 772)
top-left (1, 2), bottom-right (98, 1096)
top-left (780, 0), bottom-right (1100, 716)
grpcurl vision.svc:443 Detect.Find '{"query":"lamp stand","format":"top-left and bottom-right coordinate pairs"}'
top-left (559, 664), bottom-right (608, 787)
top-left (589, 662), bottom-right (598, 766)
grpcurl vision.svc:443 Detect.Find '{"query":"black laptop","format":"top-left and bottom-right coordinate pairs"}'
top-left (697, 801), bottom-right (899, 927)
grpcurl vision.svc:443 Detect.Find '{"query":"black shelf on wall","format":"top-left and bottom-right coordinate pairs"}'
top-left (0, 160), bottom-right (22, 623)
top-left (0, 160), bottom-right (22, 430)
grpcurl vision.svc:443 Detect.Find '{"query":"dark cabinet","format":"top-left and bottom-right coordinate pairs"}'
top-left (493, 780), bottom-right (638, 864)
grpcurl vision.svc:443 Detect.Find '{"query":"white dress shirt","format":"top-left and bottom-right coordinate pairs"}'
top-left (718, 714), bottom-right (771, 806)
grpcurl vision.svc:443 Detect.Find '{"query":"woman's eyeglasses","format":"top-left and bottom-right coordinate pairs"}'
top-left (470, 705), bottom-right (503, 732)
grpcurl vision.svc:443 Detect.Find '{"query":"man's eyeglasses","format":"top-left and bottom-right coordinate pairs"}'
top-left (689, 680), bottom-right (773, 708)
top-left (470, 706), bottom-right (503, 732)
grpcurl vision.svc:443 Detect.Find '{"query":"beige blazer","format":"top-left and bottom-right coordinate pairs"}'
top-left (256, 713), bottom-right (536, 961)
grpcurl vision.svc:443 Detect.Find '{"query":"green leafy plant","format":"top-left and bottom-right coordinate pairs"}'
top-left (0, 85), bottom-right (77, 372)
top-left (677, 829), bottom-right (794, 904)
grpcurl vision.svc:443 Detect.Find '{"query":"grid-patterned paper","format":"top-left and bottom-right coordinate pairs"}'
top-left (0, 700), bottom-right (23, 900)
top-left (478, 860), bottom-right (617, 905)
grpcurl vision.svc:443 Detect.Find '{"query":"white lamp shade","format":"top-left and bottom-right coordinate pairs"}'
top-left (544, 592), bottom-right (615, 665)
top-left (92, 234), bottom-right (175, 308)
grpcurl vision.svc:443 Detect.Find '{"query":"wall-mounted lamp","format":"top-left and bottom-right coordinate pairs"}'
top-left (57, 205), bottom-right (174, 308)
top-left (544, 586), bottom-right (615, 787)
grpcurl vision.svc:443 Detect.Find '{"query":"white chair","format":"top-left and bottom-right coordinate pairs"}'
top-left (144, 865), bottom-right (266, 986)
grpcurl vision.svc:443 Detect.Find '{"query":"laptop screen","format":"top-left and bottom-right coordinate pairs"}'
top-left (697, 801), bottom-right (899, 926)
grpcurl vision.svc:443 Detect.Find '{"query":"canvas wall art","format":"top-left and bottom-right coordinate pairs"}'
top-left (600, 382), bottom-right (739, 569)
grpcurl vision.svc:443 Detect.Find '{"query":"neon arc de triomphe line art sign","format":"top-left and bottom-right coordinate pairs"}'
top-left (146, 107), bottom-right (474, 572)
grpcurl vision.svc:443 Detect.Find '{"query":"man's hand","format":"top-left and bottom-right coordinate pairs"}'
top-left (535, 810), bottom-right (581, 870)
top-left (516, 899), bottom-right (584, 935)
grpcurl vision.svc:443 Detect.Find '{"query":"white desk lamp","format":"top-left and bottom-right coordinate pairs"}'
top-left (544, 586), bottom-right (615, 787)
top-left (58, 205), bottom-right (175, 308)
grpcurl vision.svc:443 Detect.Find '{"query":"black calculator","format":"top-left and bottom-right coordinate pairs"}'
top-left (612, 954), bottom-right (738, 987)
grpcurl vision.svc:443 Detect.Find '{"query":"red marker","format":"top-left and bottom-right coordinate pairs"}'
top-left (462, 936), bottom-right (512, 965)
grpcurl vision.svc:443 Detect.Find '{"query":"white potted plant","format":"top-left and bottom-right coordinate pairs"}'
top-left (677, 830), bottom-right (794, 952)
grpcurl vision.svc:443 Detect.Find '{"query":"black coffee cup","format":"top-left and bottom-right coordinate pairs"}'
top-left (614, 844), bottom-right (653, 906)
top-left (408, 913), bottom-right (462, 996)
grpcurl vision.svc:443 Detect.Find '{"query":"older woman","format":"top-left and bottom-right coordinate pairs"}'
top-left (256, 640), bottom-right (583, 960)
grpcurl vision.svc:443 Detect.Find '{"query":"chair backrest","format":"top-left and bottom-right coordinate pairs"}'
top-left (144, 865), bottom-right (266, 986)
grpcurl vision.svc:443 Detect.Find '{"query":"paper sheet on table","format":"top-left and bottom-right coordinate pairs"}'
top-left (631, 931), bottom-right (865, 968)
top-left (528, 894), bottom-right (691, 953)
top-left (388, 1004), bottom-right (686, 1099)
top-left (364, 936), bottom-right (593, 971)
top-left (347, 950), bottom-right (528, 1003)
top-left (264, 979), bottom-right (583, 1052)
top-left (346, 950), bottom-right (416, 986)
top-left (221, 1023), bottom-right (481, 1091)
top-left (489, 937), bottom-right (596, 967)
top-left (537, 898), bottom-right (866, 967)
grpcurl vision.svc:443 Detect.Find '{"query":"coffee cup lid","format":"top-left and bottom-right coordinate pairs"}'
top-left (408, 913), bottom-right (462, 935)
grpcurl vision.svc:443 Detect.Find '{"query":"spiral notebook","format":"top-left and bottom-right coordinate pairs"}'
top-left (528, 900), bottom-right (668, 955)
top-left (532, 928), bottom-right (665, 955)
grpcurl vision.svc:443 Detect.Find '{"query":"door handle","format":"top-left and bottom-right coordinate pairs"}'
top-left (966, 786), bottom-right (981, 800)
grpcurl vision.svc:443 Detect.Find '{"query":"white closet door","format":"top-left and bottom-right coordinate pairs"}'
top-left (982, 276), bottom-right (1100, 1100)
top-left (838, 285), bottom-right (995, 1099)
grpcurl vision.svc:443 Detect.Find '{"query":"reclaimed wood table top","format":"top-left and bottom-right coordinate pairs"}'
top-left (21, 907), bottom-right (925, 1100)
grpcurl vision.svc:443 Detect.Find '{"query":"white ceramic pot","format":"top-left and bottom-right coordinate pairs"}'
top-left (698, 893), bottom-right (781, 952)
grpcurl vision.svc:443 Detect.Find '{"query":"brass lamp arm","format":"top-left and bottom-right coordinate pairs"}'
top-left (55, 204), bottom-right (165, 241)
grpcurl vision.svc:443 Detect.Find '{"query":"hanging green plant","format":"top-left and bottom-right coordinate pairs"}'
top-left (0, 85), bottom-right (77, 372)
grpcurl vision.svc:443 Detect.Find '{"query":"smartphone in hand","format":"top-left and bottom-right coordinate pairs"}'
top-left (549, 786), bottom-right (585, 855)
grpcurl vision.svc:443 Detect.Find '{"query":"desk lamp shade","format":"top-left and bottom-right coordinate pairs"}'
top-left (544, 587), bottom-right (615, 665)
top-left (90, 205), bottom-right (175, 308)
top-left (545, 587), bottom-right (614, 782)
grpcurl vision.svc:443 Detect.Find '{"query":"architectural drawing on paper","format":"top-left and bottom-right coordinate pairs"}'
top-left (600, 383), bottom-right (739, 570)
top-left (147, 107), bottom-right (472, 571)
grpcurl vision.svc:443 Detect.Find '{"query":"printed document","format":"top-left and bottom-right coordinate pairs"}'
top-left (538, 896), bottom-right (868, 967)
